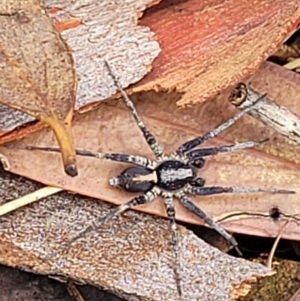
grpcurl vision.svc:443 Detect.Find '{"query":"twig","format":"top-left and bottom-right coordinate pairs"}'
top-left (0, 186), bottom-right (62, 216)
top-left (229, 83), bottom-right (300, 145)
top-left (67, 280), bottom-right (86, 301)
top-left (267, 219), bottom-right (290, 269)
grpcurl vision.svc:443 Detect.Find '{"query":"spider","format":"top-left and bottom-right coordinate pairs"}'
top-left (18, 62), bottom-right (294, 297)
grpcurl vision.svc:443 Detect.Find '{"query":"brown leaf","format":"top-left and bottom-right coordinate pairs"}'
top-left (0, 0), bottom-right (78, 176)
top-left (0, 172), bottom-right (272, 301)
top-left (2, 62), bottom-right (300, 241)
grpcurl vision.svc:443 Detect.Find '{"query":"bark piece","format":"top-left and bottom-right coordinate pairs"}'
top-left (0, 171), bottom-right (272, 301)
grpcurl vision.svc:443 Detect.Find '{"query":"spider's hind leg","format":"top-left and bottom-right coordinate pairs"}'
top-left (66, 188), bottom-right (159, 247)
top-left (176, 191), bottom-right (242, 255)
top-left (162, 193), bottom-right (182, 297)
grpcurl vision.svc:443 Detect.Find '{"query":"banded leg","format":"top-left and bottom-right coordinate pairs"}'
top-left (66, 188), bottom-right (159, 247)
top-left (187, 140), bottom-right (263, 160)
top-left (13, 146), bottom-right (156, 169)
top-left (176, 191), bottom-right (242, 255)
top-left (175, 94), bottom-right (266, 155)
top-left (187, 186), bottom-right (295, 195)
top-left (163, 194), bottom-right (182, 297)
top-left (104, 61), bottom-right (164, 160)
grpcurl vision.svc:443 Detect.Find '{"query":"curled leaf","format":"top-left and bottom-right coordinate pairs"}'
top-left (0, 0), bottom-right (77, 176)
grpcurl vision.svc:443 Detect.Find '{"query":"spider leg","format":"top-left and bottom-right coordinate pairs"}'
top-left (104, 61), bottom-right (164, 160)
top-left (12, 146), bottom-right (156, 169)
top-left (175, 191), bottom-right (242, 255)
top-left (175, 94), bottom-right (266, 155)
top-left (187, 186), bottom-right (295, 195)
top-left (187, 140), bottom-right (264, 160)
top-left (66, 188), bottom-right (159, 247)
top-left (162, 194), bottom-right (182, 297)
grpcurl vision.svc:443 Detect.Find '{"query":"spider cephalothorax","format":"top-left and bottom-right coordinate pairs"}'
top-left (18, 62), bottom-right (294, 297)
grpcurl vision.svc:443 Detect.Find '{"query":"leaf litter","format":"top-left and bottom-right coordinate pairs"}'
top-left (2, 61), bottom-right (300, 241)
top-left (1, 0), bottom-right (300, 140)
top-left (0, 0), bottom-right (161, 133)
top-left (0, 170), bottom-right (272, 301)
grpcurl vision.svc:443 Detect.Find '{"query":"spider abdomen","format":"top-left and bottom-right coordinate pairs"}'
top-left (156, 160), bottom-right (197, 191)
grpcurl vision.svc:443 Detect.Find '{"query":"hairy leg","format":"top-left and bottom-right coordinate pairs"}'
top-left (12, 146), bottom-right (156, 169)
top-left (175, 94), bottom-right (266, 155)
top-left (176, 191), bottom-right (242, 255)
top-left (162, 194), bottom-right (182, 297)
top-left (66, 188), bottom-right (160, 247)
top-left (105, 61), bottom-right (164, 160)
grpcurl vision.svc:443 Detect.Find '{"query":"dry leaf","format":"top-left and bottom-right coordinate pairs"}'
top-left (0, 0), bottom-right (78, 176)
top-left (0, 172), bottom-right (272, 301)
top-left (1, 0), bottom-right (300, 142)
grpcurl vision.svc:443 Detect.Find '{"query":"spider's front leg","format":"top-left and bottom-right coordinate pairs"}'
top-left (105, 61), bottom-right (164, 160)
top-left (186, 140), bottom-right (264, 161)
top-left (175, 94), bottom-right (266, 156)
top-left (12, 146), bottom-right (156, 169)
top-left (187, 185), bottom-right (295, 196)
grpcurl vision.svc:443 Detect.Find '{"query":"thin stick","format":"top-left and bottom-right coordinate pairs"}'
top-left (229, 83), bottom-right (300, 145)
top-left (67, 280), bottom-right (86, 301)
top-left (267, 220), bottom-right (290, 269)
top-left (0, 186), bottom-right (62, 216)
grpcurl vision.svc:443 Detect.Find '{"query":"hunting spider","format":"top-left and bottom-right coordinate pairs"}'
top-left (20, 63), bottom-right (294, 296)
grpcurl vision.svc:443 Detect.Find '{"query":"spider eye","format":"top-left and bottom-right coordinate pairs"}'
top-left (190, 158), bottom-right (205, 168)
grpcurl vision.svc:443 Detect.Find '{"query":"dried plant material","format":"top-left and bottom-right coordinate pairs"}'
top-left (272, 44), bottom-right (300, 62)
top-left (3, 62), bottom-right (300, 241)
top-left (0, 173), bottom-right (272, 301)
top-left (0, 0), bottom-right (78, 176)
top-left (137, 0), bottom-right (300, 107)
top-left (284, 57), bottom-right (300, 70)
top-left (0, 0), bottom-right (161, 133)
top-left (267, 220), bottom-right (290, 269)
top-left (1, 0), bottom-right (300, 140)
top-left (271, 34), bottom-right (300, 63)
top-left (0, 153), bottom-right (10, 170)
top-left (67, 281), bottom-right (86, 301)
top-left (229, 83), bottom-right (300, 145)
top-left (0, 186), bottom-right (62, 216)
